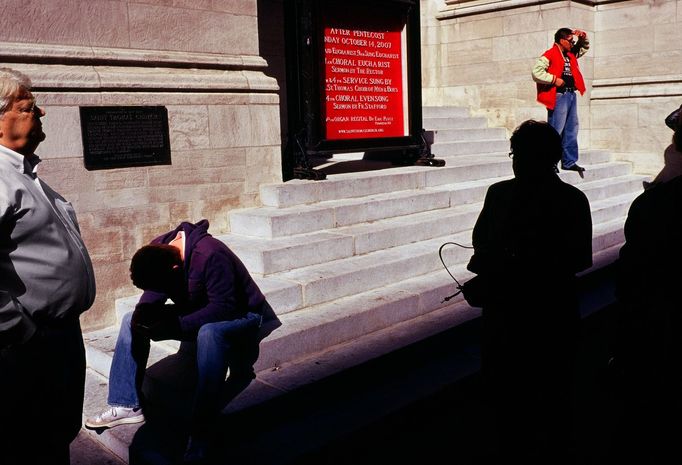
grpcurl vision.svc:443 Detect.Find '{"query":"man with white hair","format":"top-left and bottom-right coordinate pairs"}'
top-left (0, 67), bottom-right (96, 464)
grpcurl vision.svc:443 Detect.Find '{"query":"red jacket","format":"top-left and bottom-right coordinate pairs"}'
top-left (535, 44), bottom-right (585, 110)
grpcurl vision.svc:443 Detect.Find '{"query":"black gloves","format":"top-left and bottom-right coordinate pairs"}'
top-left (131, 303), bottom-right (182, 341)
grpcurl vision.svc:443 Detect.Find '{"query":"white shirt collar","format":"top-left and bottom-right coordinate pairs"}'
top-left (0, 144), bottom-right (40, 176)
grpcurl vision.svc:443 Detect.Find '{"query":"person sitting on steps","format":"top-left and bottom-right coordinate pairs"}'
top-left (85, 219), bottom-right (279, 463)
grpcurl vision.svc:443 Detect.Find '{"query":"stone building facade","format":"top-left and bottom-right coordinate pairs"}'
top-left (421, 0), bottom-right (682, 174)
top-left (0, 0), bottom-right (282, 329)
top-left (1, 0), bottom-right (679, 331)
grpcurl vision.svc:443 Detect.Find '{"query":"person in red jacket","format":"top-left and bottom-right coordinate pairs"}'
top-left (533, 28), bottom-right (590, 175)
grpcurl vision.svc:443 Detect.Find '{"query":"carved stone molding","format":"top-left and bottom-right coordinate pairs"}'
top-left (438, 0), bottom-right (628, 19)
top-left (591, 75), bottom-right (682, 100)
top-left (0, 42), bottom-right (279, 93)
top-left (0, 41), bottom-right (268, 71)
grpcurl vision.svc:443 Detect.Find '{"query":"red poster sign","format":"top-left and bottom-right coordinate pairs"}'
top-left (322, 15), bottom-right (408, 140)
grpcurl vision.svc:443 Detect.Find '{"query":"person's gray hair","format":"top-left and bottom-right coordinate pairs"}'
top-left (0, 68), bottom-right (32, 115)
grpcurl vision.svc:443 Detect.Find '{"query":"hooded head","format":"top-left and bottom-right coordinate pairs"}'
top-left (130, 244), bottom-right (184, 293)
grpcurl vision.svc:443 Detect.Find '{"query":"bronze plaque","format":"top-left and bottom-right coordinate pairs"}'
top-left (80, 106), bottom-right (171, 170)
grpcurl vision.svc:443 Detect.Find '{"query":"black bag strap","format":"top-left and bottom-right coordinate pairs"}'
top-left (438, 242), bottom-right (474, 303)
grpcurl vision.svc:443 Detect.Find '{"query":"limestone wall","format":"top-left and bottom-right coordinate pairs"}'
top-left (0, 0), bottom-right (282, 330)
top-left (421, 0), bottom-right (682, 175)
top-left (590, 0), bottom-right (682, 174)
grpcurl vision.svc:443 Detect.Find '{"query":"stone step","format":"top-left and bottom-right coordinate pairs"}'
top-left (87, 259), bottom-right (478, 399)
top-left (431, 139), bottom-right (511, 156)
top-left (230, 161), bottom-right (515, 239)
top-left (84, 326), bottom-right (180, 380)
top-left (429, 126), bottom-right (508, 142)
top-left (332, 203), bottom-right (480, 256)
top-left (579, 150), bottom-right (613, 165)
top-left (222, 203), bottom-right (481, 275)
top-left (579, 174), bottom-right (646, 203)
top-left (262, 212), bottom-right (626, 310)
top-left (258, 156), bottom-right (513, 208)
top-left (268, 229), bottom-right (474, 308)
top-left (229, 187), bottom-right (453, 238)
top-left (424, 115), bottom-right (488, 130)
top-left (219, 231), bottom-right (355, 275)
top-left (222, 184), bottom-right (635, 278)
top-left (580, 242), bottom-right (622, 276)
top-left (590, 191), bottom-right (640, 225)
top-left (422, 106), bottom-right (471, 118)
top-left (593, 217), bottom-right (626, 252)
top-left (445, 165), bottom-right (633, 200)
top-left (254, 263), bottom-right (476, 373)
top-left (256, 153), bottom-right (628, 210)
top-left (559, 162), bottom-right (634, 186)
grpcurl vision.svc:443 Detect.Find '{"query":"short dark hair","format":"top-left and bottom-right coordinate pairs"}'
top-left (509, 120), bottom-right (562, 176)
top-left (554, 28), bottom-right (573, 44)
top-left (130, 244), bottom-right (182, 291)
top-left (674, 110), bottom-right (682, 152)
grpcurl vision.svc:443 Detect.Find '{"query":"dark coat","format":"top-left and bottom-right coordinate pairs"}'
top-left (468, 175), bottom-right (592, 295)
top-left (467, 174), bottom-right (592, 360)
top-left (137, 220), bottom-right (267, 337)
top-left (467, 174), bottom-right (593, 459)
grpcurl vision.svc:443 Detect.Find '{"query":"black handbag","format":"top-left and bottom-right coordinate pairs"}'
top-left (459, 275), bottom-right (487, 308)
top-left (439, 242), bottom-right (487, 307)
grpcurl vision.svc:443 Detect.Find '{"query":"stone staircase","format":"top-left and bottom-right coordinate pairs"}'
top-left (81, 106), bottom-right (646, 463)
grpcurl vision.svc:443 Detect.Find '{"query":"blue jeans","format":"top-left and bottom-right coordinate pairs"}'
top-left (548, 90), bottom-right (579, 168)
top-left (108, 311), bottom-right (261, 428)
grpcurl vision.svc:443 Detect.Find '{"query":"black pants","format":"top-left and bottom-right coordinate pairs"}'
top-left (0, 319), bottom-right (85, 465)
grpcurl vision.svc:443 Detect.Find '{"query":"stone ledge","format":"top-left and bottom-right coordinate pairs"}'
top-left (591, 75), bottom-right (682, 99)
top-left (0, 63), bottom-right (279, 93)
top-left (0, 41), bottom-right (268, 70)
top-left (437, 0), bottom-right (603, 20)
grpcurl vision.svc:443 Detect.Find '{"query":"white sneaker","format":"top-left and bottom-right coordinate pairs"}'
top-left (84, 406), bottom-right (145, 429)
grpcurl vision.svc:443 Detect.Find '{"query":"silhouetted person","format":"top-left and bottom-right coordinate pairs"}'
top-left (612, 163), bottom-right (682, 463)
top-left (645, 103), bottom-right (682, 188)
top-left (467, 120), bottom-right (592, 464)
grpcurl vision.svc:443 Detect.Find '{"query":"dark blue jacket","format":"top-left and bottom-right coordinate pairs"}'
top-left (137, 220), bottom-right (266, 337)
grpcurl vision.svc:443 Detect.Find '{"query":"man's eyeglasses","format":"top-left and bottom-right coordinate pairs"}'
top-left (14, 101), bottom-right (38, 115)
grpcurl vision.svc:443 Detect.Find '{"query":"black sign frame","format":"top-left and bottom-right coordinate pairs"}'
top-left (284, 0), bottom-right (433, 180)
top-left (80, 106), bottom-right (172, 171)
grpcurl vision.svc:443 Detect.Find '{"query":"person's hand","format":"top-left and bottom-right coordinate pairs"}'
top-left (573, 29), bottom-right (587, 39)
top-left (131, 303), bottom-right (181, 340)
top-left (555, 77), bottom-right (565, 87)
top-left (145, 313), bottom-right (181, 341)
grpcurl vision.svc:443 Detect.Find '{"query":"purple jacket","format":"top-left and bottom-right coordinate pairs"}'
top-left (136, 220), bottom-right (266, 337)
